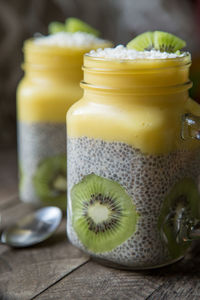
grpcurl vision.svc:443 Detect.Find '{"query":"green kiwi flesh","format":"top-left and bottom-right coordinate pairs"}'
top-left (127, 31), bottom-right (186, 53)
top-left (65, 18), bottom-right (100, 37)
top-left (71, 174), bottom-right (139, 253)
top-left (33, 154), bottom-right (66, 210)
top-left (154, 31), bottom-right (186, 52)
top-left (158, 178), bottom-right (200, 258)
top-left (127, 32), bottom-right (154, 51)
top-left (48, 22), bottom-right (66, 34)
top-left (48, 18), bottom-right (100, 37)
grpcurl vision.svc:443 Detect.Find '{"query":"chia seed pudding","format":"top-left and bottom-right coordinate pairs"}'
top-left (67, 136), bottom-right (200, 268)
top-left (18, 121), bottom-right (66, 209)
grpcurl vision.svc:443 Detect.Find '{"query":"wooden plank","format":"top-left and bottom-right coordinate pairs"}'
top-left (146, 241), bottom-right (200, 300)
top-left (33, 260), bottom-right (165, 300)
top-left (147, 278), bottom-right (200, 300)
top-left (0, 195), bottom-right (19, 211)
top-left (0, 219), bottom-right (89, 299)
top-left (34, 241), bottom-right (200, 300)
top-left (0, 201), bottom-right (35, 229)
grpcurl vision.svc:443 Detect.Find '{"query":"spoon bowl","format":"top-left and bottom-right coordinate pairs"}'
top-left (1, 206), bottom-right (62, 247)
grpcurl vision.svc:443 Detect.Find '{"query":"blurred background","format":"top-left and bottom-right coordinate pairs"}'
top-left (0, 0), bottom-right (200, 149)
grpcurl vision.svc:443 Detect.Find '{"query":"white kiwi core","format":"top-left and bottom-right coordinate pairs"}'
top-left (88, 203), bottom-right (110, 224)
top-left (53, 175), bottom-right (66, 191)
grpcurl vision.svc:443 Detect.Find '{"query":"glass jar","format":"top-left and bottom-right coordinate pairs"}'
top-left (17, 39), bottom-right (111, 210)
top-left (67, 53), bottom-right (200, 269)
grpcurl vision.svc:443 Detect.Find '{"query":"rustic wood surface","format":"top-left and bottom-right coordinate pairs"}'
top-left (1, 149), bottom-right (200, 300)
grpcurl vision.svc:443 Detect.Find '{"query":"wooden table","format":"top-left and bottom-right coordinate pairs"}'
top-left (1, 149), bottom-right (200, 300)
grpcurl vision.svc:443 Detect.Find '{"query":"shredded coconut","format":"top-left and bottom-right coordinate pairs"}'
top-left (34, 32), bottom-right (109, 48)
top-left (88, 45), bottom-right (188, 60)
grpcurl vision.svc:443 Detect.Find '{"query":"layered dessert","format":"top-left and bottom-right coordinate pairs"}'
top-left (67, 31), bottom-right (200, 268)
top-left (17, 18), bottom-right (112, 210)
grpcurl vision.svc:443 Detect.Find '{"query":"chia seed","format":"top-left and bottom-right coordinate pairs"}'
top-left (18, 121), bottom-right (66, 206)
top-left (67, 136), bottom-right (200, 268)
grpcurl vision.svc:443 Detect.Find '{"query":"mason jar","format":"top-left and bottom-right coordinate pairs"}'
top-left (17, 38), bottom-right (111, 210)
top-left (67, 53), bottom-right (200, 269)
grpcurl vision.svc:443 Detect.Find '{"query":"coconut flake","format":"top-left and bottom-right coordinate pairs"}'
top-left (34, 32), bottom-right (109, 48)
top-left (88, 45), bottom-right (188, 60)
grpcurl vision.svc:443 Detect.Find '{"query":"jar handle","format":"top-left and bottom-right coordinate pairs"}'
top-left (176, 217), bottom-right (200, 242)
top-left (181, 113), bottom-right (200, 140)
top-left (163, 113), bottom-right (200, 242)
top-left (162, 211), bottom-right (200, 244)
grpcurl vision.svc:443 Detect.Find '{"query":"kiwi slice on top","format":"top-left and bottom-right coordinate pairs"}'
top-left (65, 18), bottom-right (100, 37)
top-left (158, 178), bottom-right (200, 258)
top-left (48, 21), bottom-right (66, 34)
top-left (33, 154), bottom-right (66, 210)
top-left (48, 18), bottom-right (100, 37)
top-left (127, 31), bottom-right (186, 53)
top-left (154, 31), bottom-right (186, 53)
top-left (127, 32), bottom-right (154, 51)
top-left (71, 174), bottom-right (139, 253)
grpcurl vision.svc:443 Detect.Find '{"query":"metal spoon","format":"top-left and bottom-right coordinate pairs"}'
top-left (1, 206), bottom-right (62, 248)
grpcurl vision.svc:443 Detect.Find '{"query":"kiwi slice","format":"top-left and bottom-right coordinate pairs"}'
top-left (71, 174), bottom-right (139, 253)
top-left (127, 32), bottom-right (154, 51)
top-left (127, 31), bottom-right (186, 53)
top-left (48, 18), bottom-right (100, 36)
top-left (154, 31), bottom-right (186, 53)
top-left (65, 18), bottom-right (100, 37)
top-left (33, 154), bottom-right (66, 210)
top-left (158, 178), bottom-right (200, 258)
top-left (48, 21), bottom-right (66, 34)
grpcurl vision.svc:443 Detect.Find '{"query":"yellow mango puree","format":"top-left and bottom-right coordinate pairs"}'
top-left (17, 39), bottom-right (112, 123)
top-left (67, 54), bottom-right (200, 154)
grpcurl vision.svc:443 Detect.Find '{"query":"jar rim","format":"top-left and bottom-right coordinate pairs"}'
top-left (85, 52), bottom-right (191, 61)
top-left (84, 52), bottom-right (191, 72)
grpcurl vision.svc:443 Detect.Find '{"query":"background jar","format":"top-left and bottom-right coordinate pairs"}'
top-left (17, 39), bottom-right (111, 210)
